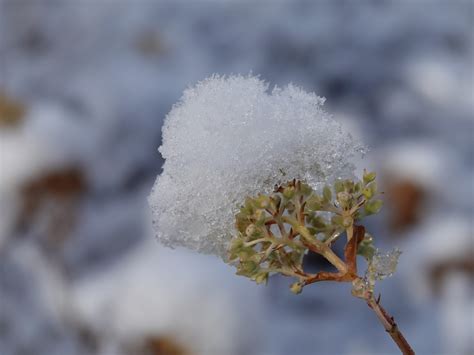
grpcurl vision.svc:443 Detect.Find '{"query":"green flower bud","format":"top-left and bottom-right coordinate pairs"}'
top-left (357, 234), bottom-right (375, 261)
top-left (245, 224), bottom-right (257, 237)
top-left (306, 195), bottom-right (322, 211)
top-left (228, 239), bottom-right (245, 261)
top-left (255, 195), bottom-right (270, 208)
top-left (351, 278), bottom-right (368, 298)
top-left (299, 182), bottom-right (313, 196)
top-left (242, 260), bottom-right (258, 274)
top-left (235, 213), bottom-right (251, 233)
top-left (323, 186), bottom-right (332, 202)
top-left (290, 282), bottom-right (303, 294)
top-left (364, 199), bottom-right (383, 215)
top-left (337, 191), bottom-right (351, 202)
top-left (353, 182), bottom-right (362, 194)
top-left (254, 272), bottom-right (269, 284)
top-left (343, 180), bottom-right (354, 192)
top-left (363, 170), bottom-right (377, 185)
top-left (362, 182), bottom-right (377, 200)
top-left (283, 186), bottom-right (296, 199)
top-left (337, 191), bottom-right (352, 209)
top-left (334, 180), bottom-right (345, 193)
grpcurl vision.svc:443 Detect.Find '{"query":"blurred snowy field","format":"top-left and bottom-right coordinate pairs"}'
top-left (0, 0), bottom-right (473, 354)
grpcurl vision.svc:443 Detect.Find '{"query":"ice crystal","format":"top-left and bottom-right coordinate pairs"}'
top-left (371, 248), bottom-right (402, 280)
top-left (148, 75), bottom-right (365, 258)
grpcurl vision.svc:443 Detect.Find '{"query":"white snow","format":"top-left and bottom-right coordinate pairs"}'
top-left (149, 75), bottom-right (365, 258)
top-left (400, 215), bottom-right (472, 303)
top-left (0, 102), bottom-right (86, 245)
top-left (71, 237), bottom-right (264, 355)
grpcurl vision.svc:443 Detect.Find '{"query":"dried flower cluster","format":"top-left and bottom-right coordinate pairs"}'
top-left (228, 170), bottom-right (400, 295)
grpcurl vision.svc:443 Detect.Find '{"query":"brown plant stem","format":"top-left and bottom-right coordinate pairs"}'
top-left (301, 224), bottom-right (415, 354)
top-left (366, 295), bottom-right (415, 355)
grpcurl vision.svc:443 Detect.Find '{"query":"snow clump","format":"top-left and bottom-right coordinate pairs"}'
top-left (149, 75), bottom-right (365, 258)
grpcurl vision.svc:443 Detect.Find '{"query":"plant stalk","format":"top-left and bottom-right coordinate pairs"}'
top-left (366, 295), bottom-right (415, 355)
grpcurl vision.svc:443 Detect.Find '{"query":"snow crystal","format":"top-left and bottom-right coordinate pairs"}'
top-left (148, 75), bottom-right (365, 258)
top-left (371, 249), bottom-right (402, 280)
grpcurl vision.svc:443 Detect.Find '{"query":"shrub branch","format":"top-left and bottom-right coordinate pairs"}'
top-left (228, 171), bottom-right (414, 354)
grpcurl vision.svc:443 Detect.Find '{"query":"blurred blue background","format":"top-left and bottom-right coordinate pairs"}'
top-left (0, 1), bottom-right (472, 354)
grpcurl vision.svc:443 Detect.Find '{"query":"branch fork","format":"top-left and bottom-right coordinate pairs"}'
top-left (228, 172), bottom-right (414, 354)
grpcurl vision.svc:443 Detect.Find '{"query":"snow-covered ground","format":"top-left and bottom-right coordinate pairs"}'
top-left (0, 1), bottom-right (472, 354)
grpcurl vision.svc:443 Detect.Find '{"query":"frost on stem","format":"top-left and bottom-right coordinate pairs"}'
top-left (371, 249), bottom-right (402, 280)
top-left (148, 74), bottom-right (365, 258)
top-left (364, 248), bottom-right (402, 292)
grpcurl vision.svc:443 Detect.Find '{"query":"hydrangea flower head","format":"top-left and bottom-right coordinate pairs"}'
top-left (149, 75), bottom-right (365, 258)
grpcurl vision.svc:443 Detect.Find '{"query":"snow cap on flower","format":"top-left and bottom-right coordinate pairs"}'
top-left (149, 74), bottom-right (365, 258)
